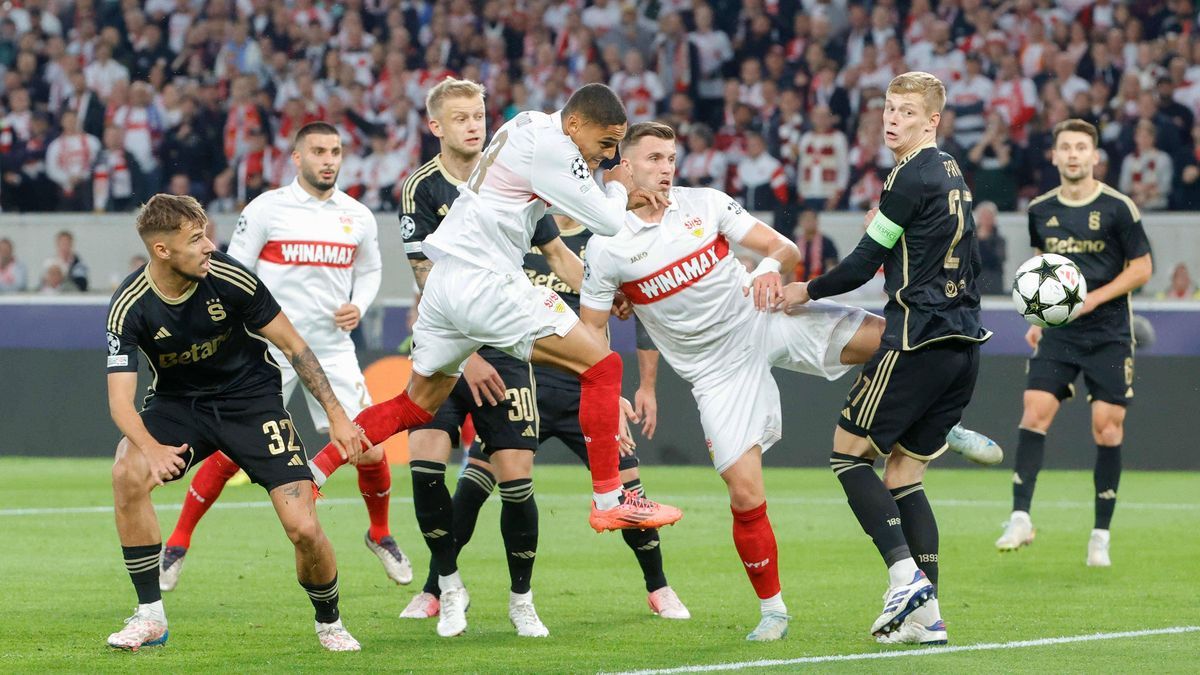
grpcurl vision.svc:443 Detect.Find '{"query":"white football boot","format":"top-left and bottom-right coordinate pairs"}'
top-left (1087, 529), bottom-right (1112, 567)
top-left (437, 586), bottom-right (469, 637)
top-left (400, 591), bottom-right (440, 619)
top-left (106, 606), bottom-right (168, 650)
top-left (746, 612), bottom-right (790, 641)
top-left (946, 424), bottom-right (1004, 465)
top-left (315, 618), bottom-right (361, 651)
top-left (877, 599), bottom-right (948, 645)
top-left (996, 511), bottom-right (1036, 551)
top-left (364, 531), bottom-right (414, 585)
top-left (647, 586), bottom-right (691, 619)
top-left (871, 569), bottom-right (935, 636)
top-left (509, 592), bottom-right (550, 637)
top-left (158, 546), bottom-right (187, 592)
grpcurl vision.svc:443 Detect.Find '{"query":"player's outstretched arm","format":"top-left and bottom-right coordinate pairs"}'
top-left (738, 222), bottom-right (801, 310)
top-left (1078, 253), bottom-right (1153, 316)
top-left (541, 236), bottom-right (584, 291)
top-left (803, 208), bottom-right (893, 302)
top-left (257, 311), bottom-right (367, 463)
top-left (107, 372), bottom-right (188, 485)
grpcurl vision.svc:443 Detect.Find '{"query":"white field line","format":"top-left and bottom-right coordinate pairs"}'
top-left (608, 625), bottom-right (1200, 674)
top-left (2, 493), bottom-right (1198, 517)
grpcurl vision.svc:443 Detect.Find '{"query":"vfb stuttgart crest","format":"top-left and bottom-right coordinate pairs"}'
top-left (339, 215), bottom-right (354, 234)
top-left (683, 215), bottom-right (705, 238)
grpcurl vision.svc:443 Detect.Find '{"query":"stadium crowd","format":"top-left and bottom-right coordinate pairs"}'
top-left (3, 0), bottom-right (1200, 220)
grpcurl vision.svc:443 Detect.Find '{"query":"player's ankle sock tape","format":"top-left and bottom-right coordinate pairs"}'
top-left (410, 460), bottom-right (457, 576)
top-left (1013, 428), bottom-right (1046, 513)
top-left (301, 574), bottom-right (340, 624)
top-left (731, 501), bottom-right (781, 599)
top-left (1094, 444), bottom-right (1122, 530)
top-left (123, 543), bottom-right (163, 605)
top-left (831, 452), bottom-right (911, 567)
top-left (356, 459), bottom-right (392, 542)
top-left (623, 478), bottom-right (646, 498)
top-left (579, 352), bottom-right (623, 492)
top-left (890, 482), bottom-right (939, 589)
top-left (499, 479), bottom-right (538, 595)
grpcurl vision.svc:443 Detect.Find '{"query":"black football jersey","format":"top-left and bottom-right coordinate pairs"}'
top-left (400, 155), bottom-right (466, 261)
top-left (1027, 183), bottom-right (1152, 346)
top-left (873, 145), bottom-right (990, 351)
top-left (106, 251), bottom-right (284, 400)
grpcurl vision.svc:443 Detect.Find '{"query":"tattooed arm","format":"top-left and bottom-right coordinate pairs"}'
top-left (258, 311), bottom-right (367, 463)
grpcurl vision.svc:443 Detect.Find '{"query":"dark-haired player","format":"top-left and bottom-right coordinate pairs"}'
top-left (303, 82), bottom-right (684, 637)
top-left (996, 119), bottom-right (1152, 567)
top-left (784, 72), bottom-right (991, 645)
top-left (105, 194), bottom-right (366, 651)
top-left (158, 121), bottom-right (411, 594)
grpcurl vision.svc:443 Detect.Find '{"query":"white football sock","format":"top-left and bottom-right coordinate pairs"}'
top-left (887, 558), bottom-right (921, 587)
top-left (760, 592), bottom-right (787, 616)
top-left (593, 489), bottom-right (621, 510)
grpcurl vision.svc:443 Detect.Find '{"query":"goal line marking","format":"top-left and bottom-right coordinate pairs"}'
top-left (609, 625), bottom-right (1200, 674)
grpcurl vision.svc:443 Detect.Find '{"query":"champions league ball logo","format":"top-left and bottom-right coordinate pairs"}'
top-left (570, 156), bottom-right (590, 180)
top-left (400, 215), bottom-right (416, 239)
top-left (107, 331), bottom-right (120, 356)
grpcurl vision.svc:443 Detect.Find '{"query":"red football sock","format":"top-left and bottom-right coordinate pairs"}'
top-left (311, 392), bottom-right (434, 478)
top-left (166, 451), bottom-right (240, 549)
top-left (732, 501), bottom-right (781, 599)
top-left (578, 352), bottom-right (623, 494)
top-left (356, 459), bottom-right (392, 543)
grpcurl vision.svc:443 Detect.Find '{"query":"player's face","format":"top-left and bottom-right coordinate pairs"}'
top-left (294, 133), bottom-right (343, 192)
top-left (165, 221), bottom-right (216, 282)
top-left (568, 115), bottom-right (627, 170)
top-left (431, 95), bottom-right (486, 158)
top-left (623, 136), bottom-right (677, 194)
top-left (1051, 130), bottom-right (1099, 183)
top-left (882, 92), bottom-right (939, 154)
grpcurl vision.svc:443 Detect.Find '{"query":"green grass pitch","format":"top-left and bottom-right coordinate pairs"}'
top-left (1, 457), bottom-right (1197, 673)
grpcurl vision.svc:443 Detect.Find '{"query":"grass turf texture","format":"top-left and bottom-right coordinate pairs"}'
top-left (1, 457), bottom-right (1197, 673)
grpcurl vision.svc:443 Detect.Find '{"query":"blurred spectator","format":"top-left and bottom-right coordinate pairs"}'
top-left (42, 231), bottom-right (87, 292)
top-left (1120, 120), bottom-right (1173, 211)
top-left (94, 125), bottom-right (141, 213)
top-left (968, 113), bottom-right (1019, 212)
top-left (83, 43), bottom-right (129, 99)
top-left (65, 69), bottom-right (108, 139)
top-left (46, 109), bottom-right (102, 211)
top-left (207, 169), bottom-right (237, 214)
top-left (609, 51), bottom-right (663, 125)
top-left (655, 13), bottom-right (700, 104)
top-left (797, 105), bottom-right (849, 211)
top-left (678, 124), bottom-right (728, 192)
top-left (733, 130), bottom-right (788, 211)
top-left (973, 201), bottom-right (1008, 296)
top-left (691, 4), bottom-right (734, 124)
top-left (38, 262), bottom-right (72, 295)
top-left (792, 209), bottom-right (839, 282)
top-left (1156, 263), bottom-right (1200, 300)
top-left (235, 127), bottom-right (287, 205)
top-left (0, 237), bottom-right (27, 293)
top-left (947, 55), bottom-right (994, 151)
top-left (111, 82), bottom-right (165, 200)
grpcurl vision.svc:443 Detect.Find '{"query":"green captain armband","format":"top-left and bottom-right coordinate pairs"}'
top-left (866, 210), bottom-right (904, 249)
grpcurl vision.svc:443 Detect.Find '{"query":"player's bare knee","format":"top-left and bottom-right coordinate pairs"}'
top-left (111, 439), bottom-right (152, 493)
top-left (283, 515), bottom-right (325, 549)
top-left (1020, 391), bottom-right (1059, 432)
top-left (882, 454), bottom-right (927, 489)
top-left (1091, 410), bottom-right (1125, 446)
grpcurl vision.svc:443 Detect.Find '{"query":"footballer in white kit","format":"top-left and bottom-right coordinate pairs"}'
top-left (159, 123), bottom-right (412, 599)
top-left (580, 122), bottom-right (881, 642)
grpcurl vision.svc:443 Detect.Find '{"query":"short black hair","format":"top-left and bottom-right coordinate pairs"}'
top-left (294, 121), bottom-right (340, 148)
top-left (563, 83), bottom-right (627, 127)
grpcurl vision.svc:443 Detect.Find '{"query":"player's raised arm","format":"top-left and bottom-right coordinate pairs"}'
top-left (257, 311), bottom-right (366, 463)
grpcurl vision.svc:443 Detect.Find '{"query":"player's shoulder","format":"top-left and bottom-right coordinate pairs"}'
top-left (883, 146), bottom-right (933, 193)
top-left (1027, 187), bottom-right (1061, 215)
top-left (403, 156), bottom-right (443, 194)
top-left (206, 251), bottom-right (261, 295)
top-left (107, 266), bottom-right (152, 335)
top-left (243, 183), bottom-right (293, 214)
top-left (333, 188), bottom-right (375, 219)
top-left (1097, 183), bottom-right (1142, 222)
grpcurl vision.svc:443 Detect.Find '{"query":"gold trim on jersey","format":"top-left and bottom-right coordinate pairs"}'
top-left (896, 234), bottom-right (912, 349)
top-left (402, 159), bottom-right (443, 214)
top-left (142, 268), bottom-right (198, 305)
top-left (1055, 182), bottom-right (1103, 207)
top-left (107, 275), bottom-right (150, 334)
top-left (435, 155), bottom-right (464, 186)
top-left (242, 325), bottom-right (283, 373)
top-left (1027, 187), bottom-right (1060, 209)
top-left (209, 260), bottom-right (257, 296)
top-left (906, 330), bottom-right (993, 350)
top-left (557, 222), bottom-right (586, 236)
top-left (528, 362), bottom-right (540, 440)
top-left (1100, 184), bottom-right (1142, 222)
top-left (857, 350), bottom-right (899, 429)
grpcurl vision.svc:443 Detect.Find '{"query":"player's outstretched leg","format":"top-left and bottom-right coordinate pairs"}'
top-left (621, 478), bottom-right (689, 620)
top-left (271, 480), bottom-right (360, 652)
top-left (532, 330), bottom-right (682, 530)
top-left (161, 451), bottom-right (241, 591)
top-left (108, 439), bottom-right (170, 650)
top-left (356, 458), bottom-right (413, 584)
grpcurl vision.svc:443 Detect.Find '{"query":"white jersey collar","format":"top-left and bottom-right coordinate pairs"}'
top-left (627, 186), bottom-right (681, 232)
top-left (288, 178), bottom-right (347, 207)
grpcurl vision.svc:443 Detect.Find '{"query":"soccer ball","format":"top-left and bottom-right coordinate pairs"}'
top-left (1011, 253), bottom-right (1088, 328)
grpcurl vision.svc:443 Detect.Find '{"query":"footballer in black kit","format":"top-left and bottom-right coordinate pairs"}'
top-left (998, 119), bottom-right (1154, 566)
top-left (788, 74), bottom-right (991, 642)
top-left (107, 249), bottom-right (309, 489)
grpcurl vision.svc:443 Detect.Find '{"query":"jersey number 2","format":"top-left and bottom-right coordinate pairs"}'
top-left (944, 188), bottom-right (972, 270)
top-left (467, 130), bottom-right (510, 193)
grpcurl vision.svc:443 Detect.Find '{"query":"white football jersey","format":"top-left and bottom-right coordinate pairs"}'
top-left (581, 186), bottom-right (759, 379)
top-left (422, 109), bottom-right (629, 274)
top-left (227, 179), bottom-right (381, 355)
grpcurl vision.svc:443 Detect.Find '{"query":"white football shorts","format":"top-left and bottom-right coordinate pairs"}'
top-left (691, 299), bottom-right (867, 474)
top-left (276, 347), bottom-right (372, 433)
top-left (412, 255), bottom-right (579, 377)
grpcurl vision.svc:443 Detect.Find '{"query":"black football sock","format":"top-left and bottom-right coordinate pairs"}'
top-left (831, 452), bottom-right (911, 566)
top-left (122, 543), bottom-right (162, 605)
top-left (891, 483), bottom-right (939, 590)
top-left (1094, 444), bottom-right (1121, 529)
top-left (410, 460), bottom-right (457, 576)
top-left (621, 479), bottom-right (667, 592)
top-left (452, 464), bottom-right (496, 553)
top-left (1012, 428), bottom-right (1046, 513)
top-left (301, 574), bottom-right (339, 624)
top-left (499, 478), bottom-right (538, 594)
